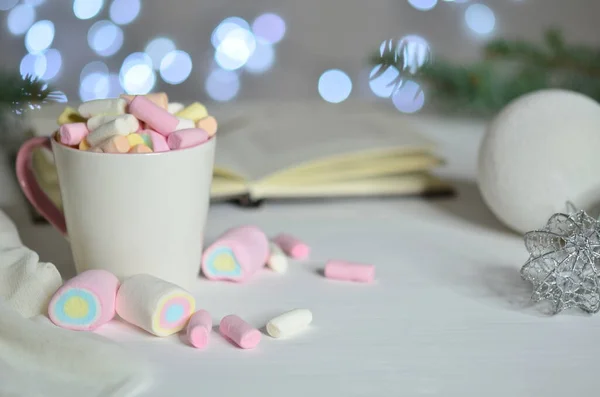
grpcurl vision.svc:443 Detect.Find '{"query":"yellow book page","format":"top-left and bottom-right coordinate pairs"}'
top-left (250, 173), bottom-right (450, 199)
top-left (261, 153), bottom-right (442, 184)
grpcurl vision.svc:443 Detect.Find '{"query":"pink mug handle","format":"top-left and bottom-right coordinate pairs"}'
top-left (16, 136), bottom-right (67, 235)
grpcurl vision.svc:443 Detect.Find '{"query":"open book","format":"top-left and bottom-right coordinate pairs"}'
top-left (29, 101), bottom-right (451, 209)
top-left (209, 101), bottom-right (450, 202)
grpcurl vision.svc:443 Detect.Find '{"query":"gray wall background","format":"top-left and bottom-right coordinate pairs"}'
top-left (1, 0), bottom-right (599, 105)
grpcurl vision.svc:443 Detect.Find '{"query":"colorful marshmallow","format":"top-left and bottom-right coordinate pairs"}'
top-left (167, 128), bottom-right (210, 150)
top-left (91, 135), bottom-right (131, 153)
top-left (175, 102), bottom-right (208, 122)
top-left (115, 274), bottom-right (196, 337)
top-left (121, 92), bottom-right (168, 110)
top-left (59, 122), bottom-right (89, 146)
top-left (57, 106), bottom-right (86, 125)
top-left (87, 114), bottom-right (121, 131)
top-left (129, 144), bottom-right (152, 153)
top-left (267, 241), bottom-right (288, 273)
top-left (126, 133), bottom-right (145, 147)
top-left (202, 225), bottom-right (270, 282)
top-left (219, 315), bottom-right (261, 349)
top-left (86, 115), bottom-right (139, 146)
top-left (175, 117), bottom-right (195, 131)
top-left (196, 116), bottom-right (218, 137)
top-left (78, 98), bottom-right (127, 118)
top-left (272, 234), bottom-right (310, 259)
top-left (144, 130), bottom-right (170, 152)
top-left (128, 95), bottom-right (179, 135)
top-left (48, 269), bottom-right (120, 331)
top-left (185, 309), bottom-right (212, 349)
top-left (167, 102), bottom-right (185, 114)
top-left (324, 260), bottom-right (375, 283)
top-left (266, 309), bottom-right (313, 338)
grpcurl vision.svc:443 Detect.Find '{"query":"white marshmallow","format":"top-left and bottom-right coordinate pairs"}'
top-left (86, 115), bottom-right (139, 146)
top-left (78, 98), bottom-right (127, 118)
top-left (175, 117), bottom-right (195, 131)
top-left (267, 241), bottom-right (288, 273)
top-left (266, 309), bottom-right (312, 338)
top-left (87, 115), bottom-right (121, 131)
top-left (115, 274), bottom-right (196, 337)
top-left (167, 102), bottom-right (185, 114)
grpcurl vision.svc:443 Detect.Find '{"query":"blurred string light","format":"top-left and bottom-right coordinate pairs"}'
top-left (244, 39), bottom-right (274, 74)
top-left (211, 17), bottom-right (250, 48)
top-left (0, 0), bottom-right (18, 11)
top-left (20, 53), bottom-right (46, 79)
top-left (88, 20), bottom-right (124, 56)
top-left (79, 61), bottom-right (109, 101)
top-left (160, 50), bottom-right (192, 84)
top-left (119, 52), bottom-right (155, 94)
top-left (399, 34), bottom-right (430, 73)
top-left (25, 20), bottom-right (54, 54)
top-left (392, 80), bottom-right (425, 113)
top-left (369, 65), bottom-right (399, 98)
top-left (107, 73), bottom-right (123, 97)
top-left (408, 0), bottom-right (438, 11)
top-left (109, 0), bottom-right (141, 25)
top-left (205, 68), bottom-right (240, 102)
top-left (251, 13), bottom-right (285, 44)
top-left (73, 0), bottom-right (103, 20)
top-left (7, 3), bottom-right (35, 35)
top-left (465, 3), bottom-right (495, 35)
top-left (23, 0), bottom-right (45, 6)
top-left (42, 48), bottom-right (62, 80)
top-left (318, 69), bottom-right (352, 104)
top-left (145, 37), bottom-right (176, 70)
top-left (215, 26), bottom-right (256, 70)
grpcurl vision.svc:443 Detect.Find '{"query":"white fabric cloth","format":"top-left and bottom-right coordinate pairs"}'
top-left (0, 210), bottom-right (153, 397)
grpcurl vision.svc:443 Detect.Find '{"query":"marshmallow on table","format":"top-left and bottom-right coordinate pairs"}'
top-left (59, 122), bottom-right (89, 146)
top-left (266, 309), bottom-right (313, 338)
top-left (141, 130), bottom-right (170, 152)
top-left (267, 241), bottom-right (288, 273)
top-left (324, 260), bottom-right (375, 283)
top-left (167, 128), bottom-right (209, 150)
top-left (57, 106), bottom-right (86, 125)
top-left (185, 310), bottom-right (212, 349)
top-left (202, 225), bottom-right (270, 282)
top-left (48, 269), bottom-right (120, 331)
top-left (128, 95), bottom-right (179, 136)
top-left (175, 102), bottom-right (208, 122)
top-left (115, 274), bottom-right (196, 337)
top-left (272, 233), bottom-right (310, 259)
top-left (219, 315), bottom-right (261, 349)
top-left (196, 116), bottom-right (218, 137)
top-left (121, 92), bottom-right (168, 109)
top-left (91, 135), bottom-right (130, 153)
top-left (167, 102), bottom-right (185, 114)
top-left (85, 114), bottom-right (139, 146)
top-left (129, 144), bottom-right (152, 153)
top-left (87, 114), bottom-right (120, 131)
top-left (78, 98), bottom-right (127, 118)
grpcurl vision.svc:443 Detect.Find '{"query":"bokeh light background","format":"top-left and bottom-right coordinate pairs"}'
top-left (1, 0), bottom-right (598, 113)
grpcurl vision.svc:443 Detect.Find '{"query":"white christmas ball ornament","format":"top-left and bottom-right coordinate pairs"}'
top-left (478, 89), bottom-right (600, 234)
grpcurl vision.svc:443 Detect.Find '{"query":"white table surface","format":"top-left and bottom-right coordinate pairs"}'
top-left (2, 115), bottom-right (598, 397)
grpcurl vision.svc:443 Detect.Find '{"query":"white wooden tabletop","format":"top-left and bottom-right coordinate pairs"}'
top-left (3, 115), bottom-right (596, 397)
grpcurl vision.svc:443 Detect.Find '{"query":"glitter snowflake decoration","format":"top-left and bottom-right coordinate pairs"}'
top-left (520, 203), bottom-right (600, 314)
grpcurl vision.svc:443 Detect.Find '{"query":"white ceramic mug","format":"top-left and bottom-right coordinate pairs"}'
top-left (16, 134), bottom-right (216, 289)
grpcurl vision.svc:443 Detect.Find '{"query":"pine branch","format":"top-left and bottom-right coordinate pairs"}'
top-left (0, 72), bottom-right (62, 115)
top-left (370, 29), bottom-right (600, 115)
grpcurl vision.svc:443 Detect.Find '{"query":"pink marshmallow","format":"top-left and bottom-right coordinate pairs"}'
top-left (202, 225), bottom-right (270, 282)
top-left (59, 122), bottom-right (90, 146)
top-left (48, 269), bottom-right (120, 331)
top-left (142, 129), bottom-right (170, 152)
top-left (128, 95), bottom-right (179, 136)
top-left (219, 315), bottom-right (261, 349)
top-left (272, 233), bottom-right (310, 259)
top-left (167, 128), bottom-right (210, 150)
top-left (324, 260), bottom-right (375, 283)
top-left (185, 309), bottom-right (212, 349)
